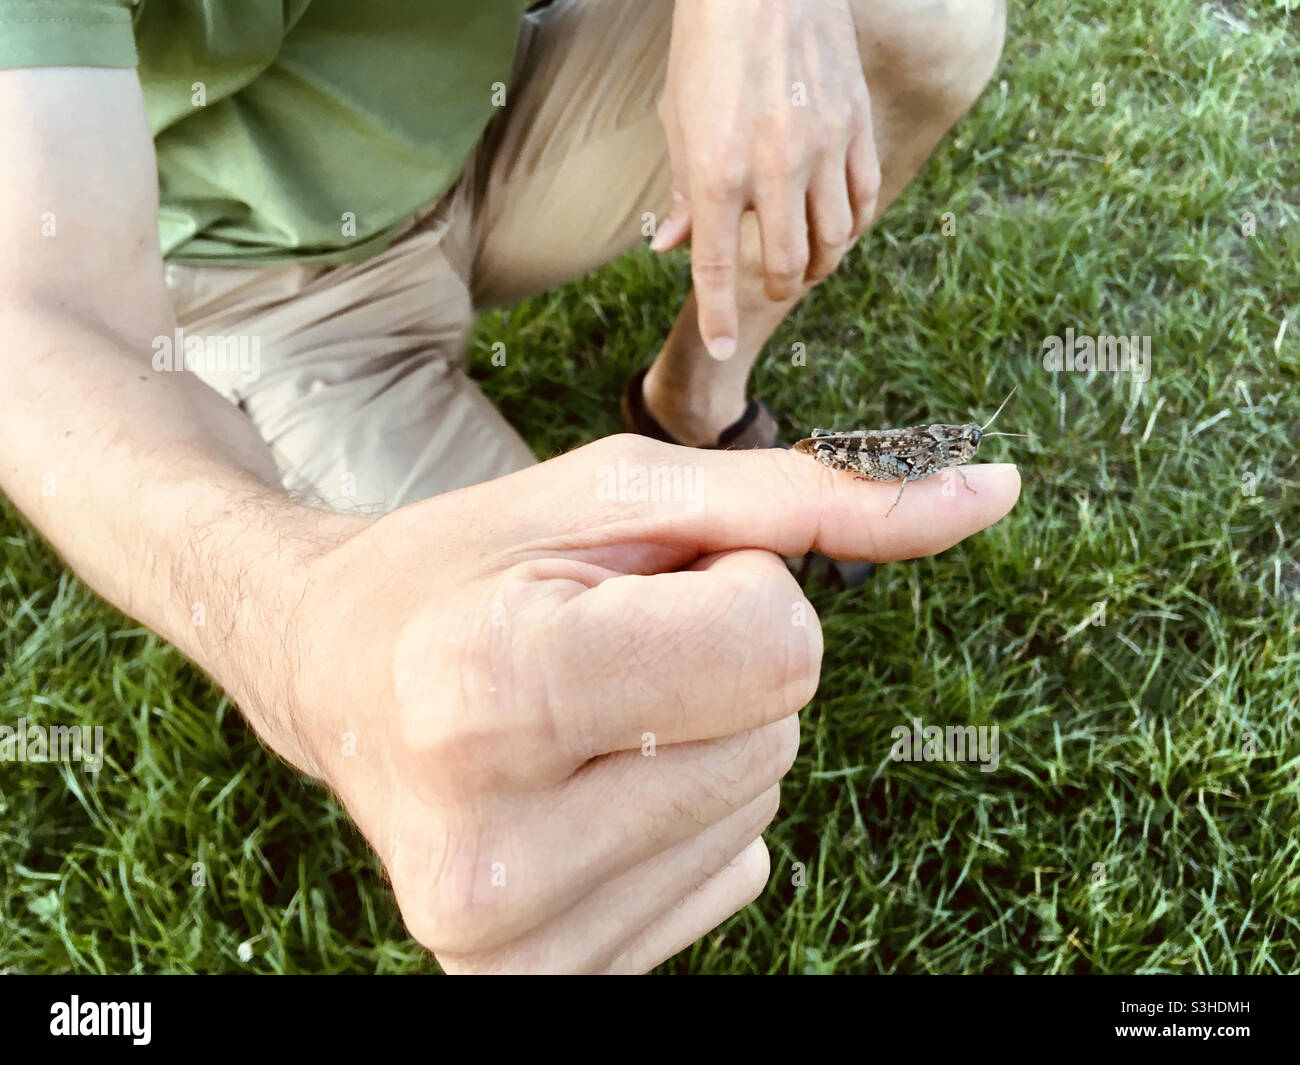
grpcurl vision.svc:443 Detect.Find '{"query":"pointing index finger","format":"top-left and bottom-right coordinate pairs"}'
top-left (688, 185), bottom-right (744, 360)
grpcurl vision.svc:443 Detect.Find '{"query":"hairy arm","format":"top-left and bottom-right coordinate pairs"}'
top-left (0, 67), bottom-right (1023, 975)
top-left (0, 67), bottom-right (359, 772)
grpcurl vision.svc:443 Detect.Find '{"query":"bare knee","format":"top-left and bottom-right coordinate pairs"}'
top-left (853, 0), bottom-right (1007, 124)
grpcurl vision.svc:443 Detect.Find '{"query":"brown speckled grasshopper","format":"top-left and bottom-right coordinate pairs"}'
top-left (793, 388), bottom-right (1026, 516)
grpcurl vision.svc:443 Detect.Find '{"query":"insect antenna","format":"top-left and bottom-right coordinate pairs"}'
top-left (980, 386), bottom-right (1019, 431)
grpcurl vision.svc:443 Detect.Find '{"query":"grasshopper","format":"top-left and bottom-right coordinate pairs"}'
top-left (793, 387), bottom-right (1027, 517)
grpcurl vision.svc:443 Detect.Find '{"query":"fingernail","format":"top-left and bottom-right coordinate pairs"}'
top-left (707, 336), bottom-right (737, 361)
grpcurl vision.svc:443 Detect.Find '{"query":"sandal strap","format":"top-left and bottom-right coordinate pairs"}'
top-left (621, 368), bottom-right (678, 443)
top-left (622, 367), bottom-right (785, 449)
top-left (717, 396), bottom-right (783, 450)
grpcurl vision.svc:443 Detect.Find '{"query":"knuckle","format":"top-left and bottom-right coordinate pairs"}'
top-left (805, 244), bottom-right (844, 282)
top-left (767, 716), bottom-right (802, 779)
top-left (698, 157), bottom-right (746, 200)
top-left (392, 603), bottom-right (559, 786)
top-left (393, 659), bottom-right (495, 776)
top-left (851, 206), bottom-right (875, 239)
top-left (765, 251), bottom-right (807, 283)
top-left (397, 895), bottom-right (456, 955)
top-left (695, 741), bottom-right (778, 812)
top-left (754, 717), bottom-right (800, 785)
top-left (391, 619), bottom-right (460, 758)
top-left (838, 96), bottom-right (863, 136)
top-left (765, 273), bottom-right (805, 301)
top-left (734, 839), bottom-right (772, 903)
top-left (858, 161), bottom-right (883, 200)
top-left (712, 567), bottom-right (778, 619)
top-left (398, 906), bottom-right (446, 955)
top-left (760, 144), bottom-right (801, 180)
top-left (816, 120), bottom-right (848, 155)
top-left (392, 692), bottom-right (448, 765)
top-left (387, 824), bottom-right (507, 956)
top-left (816, 223), bottom-right (853, 250)
top-left (725, 721), bottom-right (800, 798)
top-left (395, 864), bottom-right (514, 958)
top-left (782, 614), bottom-right (822, 714)
top-left (755, 121), bottom-right (796, 172)
top-left (764, 783), bottom-right (784, 833)
top-left (693, 256), bottom-right (737, 287)
top-left (752, 783), bottom-right (783, 834)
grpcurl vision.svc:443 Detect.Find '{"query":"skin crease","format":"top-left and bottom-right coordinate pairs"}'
top-left (0, 1), bottom-right (1010, 974)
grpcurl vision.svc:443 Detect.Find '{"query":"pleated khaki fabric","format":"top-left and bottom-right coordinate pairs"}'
top-left (168, 0), bottom-right (676, 514)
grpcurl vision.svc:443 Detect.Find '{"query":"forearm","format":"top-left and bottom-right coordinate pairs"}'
top-left (0, 65), bottom-right (371, 773)
top-left (0, 303), bottom-right (364, 773)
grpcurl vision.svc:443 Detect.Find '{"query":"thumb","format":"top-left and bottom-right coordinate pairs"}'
top-left (650, 154), bottom-right (692, 252)
top-left (499, 435), bottom-right (1022, 570)
top-left (649, 205), bottom-right (691, 253)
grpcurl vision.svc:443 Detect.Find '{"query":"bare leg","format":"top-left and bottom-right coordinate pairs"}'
top-left (643, 214), bottom-right (794, 444)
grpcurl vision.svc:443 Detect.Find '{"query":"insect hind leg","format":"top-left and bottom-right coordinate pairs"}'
top-left (874, 456), bottom-right (921, 517)
top-left (884, 480), bottom-right (908, 517)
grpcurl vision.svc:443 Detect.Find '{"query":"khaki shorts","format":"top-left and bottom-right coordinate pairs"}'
top-left (167, 0), bottom-right (675, 513)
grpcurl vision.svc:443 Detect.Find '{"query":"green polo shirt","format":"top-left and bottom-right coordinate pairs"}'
top-left (0, 0), bottom-right (531, 264)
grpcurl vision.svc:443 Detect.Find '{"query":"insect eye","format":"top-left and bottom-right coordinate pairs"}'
top-left (969, 427), bottom-right (982, 445)
top-left (810, 428), bottom-right (833, 438)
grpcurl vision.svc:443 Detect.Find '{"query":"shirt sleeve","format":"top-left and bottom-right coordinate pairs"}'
top-left (0, 0), bottom-right (137, 70)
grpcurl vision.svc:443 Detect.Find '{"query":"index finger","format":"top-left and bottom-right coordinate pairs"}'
top-left (688, 184), bottom-right (744, 360)
top-left (541, 546), bottom-right (818, 757)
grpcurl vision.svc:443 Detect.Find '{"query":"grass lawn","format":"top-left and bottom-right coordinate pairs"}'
top-left (2, 0), bottom-right (1298, 974)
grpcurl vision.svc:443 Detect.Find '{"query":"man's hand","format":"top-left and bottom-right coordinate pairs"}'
top-left (286, 436), bottom-right (1019, 973)
top-left (653, 0), bottom-right (880, 358)
top-left (1, 64), bottom-right (1015, 976)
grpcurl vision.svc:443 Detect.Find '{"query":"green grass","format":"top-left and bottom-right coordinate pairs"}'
top-left (3, 0), bottom-right (1298, 974)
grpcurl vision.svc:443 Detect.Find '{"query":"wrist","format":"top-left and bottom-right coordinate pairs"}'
top-left (173, 486), bottom-right (371, 776)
